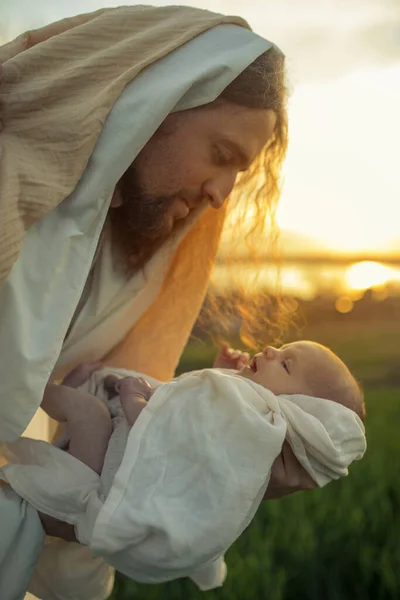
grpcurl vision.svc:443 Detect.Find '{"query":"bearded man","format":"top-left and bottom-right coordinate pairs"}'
top-left (0, 6), bottom-right (314, 599)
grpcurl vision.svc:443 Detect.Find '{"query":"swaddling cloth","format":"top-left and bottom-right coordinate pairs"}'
top-left (0, 368), bottom-right (366, 591)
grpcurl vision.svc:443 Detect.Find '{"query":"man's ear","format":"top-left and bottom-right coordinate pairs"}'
top-left (110, 186), bottom-right (123, 207)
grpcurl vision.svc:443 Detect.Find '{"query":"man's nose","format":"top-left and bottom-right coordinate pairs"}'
top-left (202, 171), bottom-right (237, 209)
top-left (262, 346), bottom-right (278, 360)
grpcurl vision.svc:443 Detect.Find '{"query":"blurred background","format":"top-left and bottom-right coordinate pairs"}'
top-left (2, 0), bottom-right (399, 598)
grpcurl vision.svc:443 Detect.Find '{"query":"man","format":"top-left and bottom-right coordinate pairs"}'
top-left (0, 4), bottom-right (286, 434)
top-left (0, 5), bottom-right (313, 598)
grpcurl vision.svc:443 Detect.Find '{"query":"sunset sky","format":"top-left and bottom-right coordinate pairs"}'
top-left (1, 0), bottom-right (399, 255)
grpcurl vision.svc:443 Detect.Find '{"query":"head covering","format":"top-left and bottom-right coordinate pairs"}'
top-left (0, 5), bottom-right (249, 283)
top-left (0, 6), bottom-right (274, 441)
top-left (0, 368), bottom-right (366, 596)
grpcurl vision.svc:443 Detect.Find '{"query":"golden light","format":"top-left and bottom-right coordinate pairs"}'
top-left (3, 0), bottom-right (400, 301)
top-left (335, 296), bottom-right (354, 314)
top-left (276, 66), bottom-right (400, 255)
top-left (372, 286), bottom-right (389, 302)
top-left (345, 261), bottom-right (400, 291)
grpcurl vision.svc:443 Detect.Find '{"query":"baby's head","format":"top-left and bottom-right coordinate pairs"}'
top-left (239, 340), bottom-right (365, 421)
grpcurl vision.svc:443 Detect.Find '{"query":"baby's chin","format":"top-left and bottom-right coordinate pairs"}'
top-left (235, 367), bottom-right (272, 390)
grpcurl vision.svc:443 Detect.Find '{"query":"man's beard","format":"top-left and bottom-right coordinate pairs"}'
top-left (109, 164), bottom-right (177, 273)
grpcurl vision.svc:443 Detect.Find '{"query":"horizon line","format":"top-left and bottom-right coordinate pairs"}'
top-left (216, 253), bottom-right (400, 266)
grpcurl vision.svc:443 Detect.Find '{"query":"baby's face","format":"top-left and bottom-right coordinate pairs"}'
top-left (238, 341), bottom-right (342, 397)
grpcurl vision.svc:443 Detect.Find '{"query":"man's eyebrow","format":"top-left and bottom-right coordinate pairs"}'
top-left (220, 137), bottom-right (253, 170)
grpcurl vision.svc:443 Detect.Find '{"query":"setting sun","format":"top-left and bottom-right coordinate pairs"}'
top-left (345, 261), bottom-right (400, 291)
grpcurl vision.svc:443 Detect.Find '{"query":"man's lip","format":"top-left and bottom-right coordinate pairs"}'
top-left (250, 357), bottom-right (258, 372)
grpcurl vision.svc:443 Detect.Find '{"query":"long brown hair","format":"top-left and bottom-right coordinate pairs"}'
top-left (201, 45), bottom-right (290, 349)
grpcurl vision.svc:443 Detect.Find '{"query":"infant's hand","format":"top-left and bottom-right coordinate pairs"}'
top-left (213, 342), bottom-right (250, 370)
top-left (116, 376), bottom-right (154, 402)
top-left (61, 362), bottom-right (103, 388)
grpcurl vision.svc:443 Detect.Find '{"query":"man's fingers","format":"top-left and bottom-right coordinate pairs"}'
top-left (270, 453), bottom-right (285, 484)
top-left (62, 362), bottom-right (103, 387)
top-left (103, 375), bottom-right (120, 393)
top-left (281, 442), bottom-right (317, 490)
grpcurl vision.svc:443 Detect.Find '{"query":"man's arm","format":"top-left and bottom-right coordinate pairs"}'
top-left (42, 376), bottom-right (112, 475)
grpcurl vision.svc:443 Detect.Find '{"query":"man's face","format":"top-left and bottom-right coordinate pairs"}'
top-left (111, 101), bottom-right (276, 245)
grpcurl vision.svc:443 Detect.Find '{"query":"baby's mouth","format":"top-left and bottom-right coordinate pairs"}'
top-left (250, 357), bottom-right (258, 373)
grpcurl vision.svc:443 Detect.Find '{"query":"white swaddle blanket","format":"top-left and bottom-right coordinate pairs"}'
top-left (0, 368), bottom-right (366, 597)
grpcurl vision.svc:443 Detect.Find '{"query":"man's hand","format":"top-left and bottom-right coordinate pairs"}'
top-left (264, 441), bottom-right (317, 500)
top-left (61, 362), bottom-right (103, 388)
top-left (213, 342), bottom-right (250, 370)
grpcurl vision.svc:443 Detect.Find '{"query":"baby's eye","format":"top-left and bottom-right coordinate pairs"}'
top-left (214, 146), bottom-right (232, 166)
top-left (282, 360), bottom-right (290, 374)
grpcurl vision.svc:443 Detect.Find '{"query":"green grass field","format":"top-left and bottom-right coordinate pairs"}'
top-left (111, 310), bottom-right (400, 599)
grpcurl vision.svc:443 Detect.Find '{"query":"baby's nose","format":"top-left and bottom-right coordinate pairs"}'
top-left (262, 346), bottom-right (277, 360)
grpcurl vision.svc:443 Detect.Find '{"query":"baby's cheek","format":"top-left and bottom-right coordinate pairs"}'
top-left (254, 374), bottom-right (283, 396)
top-left (254, 373), bottom-right (271, 390)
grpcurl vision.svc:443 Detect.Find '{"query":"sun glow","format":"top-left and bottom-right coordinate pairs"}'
top-left (276, 66), bottom-right (400, 254)
top-left (345, 261), bottom-right (400, 291)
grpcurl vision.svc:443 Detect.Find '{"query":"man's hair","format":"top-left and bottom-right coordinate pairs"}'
top-left (200, 45), bottom-right (289, 348)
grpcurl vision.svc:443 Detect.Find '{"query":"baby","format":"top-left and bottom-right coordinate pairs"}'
top-left (2, 339), bottom-right (366, 597)
top-left (41, 339), bottom-right (366, 481)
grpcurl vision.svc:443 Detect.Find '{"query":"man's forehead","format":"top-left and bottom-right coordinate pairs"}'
top-left (218, 105), bottom-right (275, 137)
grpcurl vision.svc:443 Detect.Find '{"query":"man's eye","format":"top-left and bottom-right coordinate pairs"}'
top-left (282, 361), bottom-right (290, 374)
